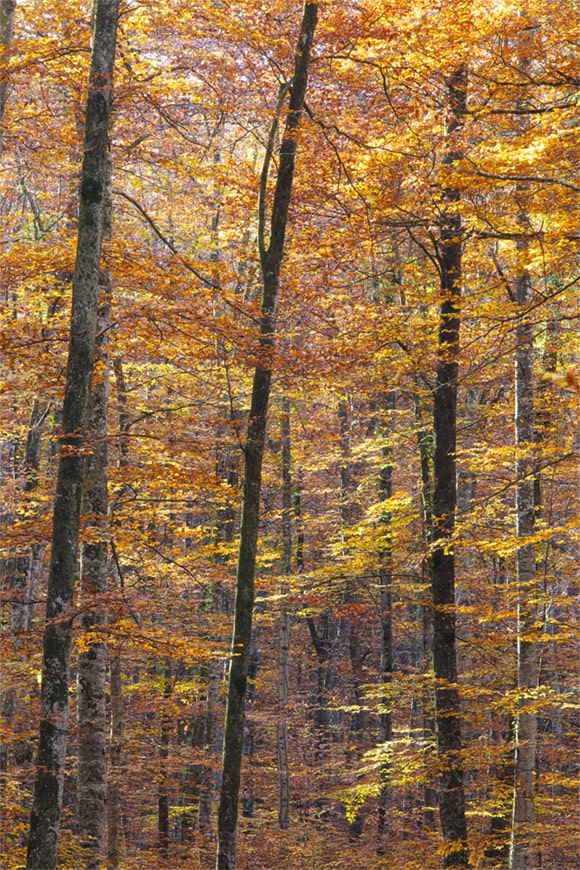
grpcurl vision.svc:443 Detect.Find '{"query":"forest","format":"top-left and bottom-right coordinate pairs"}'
top-left (0, 0), bottom-right (578, 868)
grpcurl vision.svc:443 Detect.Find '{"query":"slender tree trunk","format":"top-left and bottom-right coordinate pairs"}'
top-left (277, 397), bottom-right (292, 830)
top-left (77, 142), bottom-right (112, 869)
top-left (431, 64), bottom-right (469, 868)
top-left (106, 357), bottom-right (129, 869)
top-left (509, 267), bottom-right (538, 870)
top-left (77, 298), bottom-right (110, 867)
top-left (416, 400), bottom-right (438, 830)
top-left (0, 0), bottom-right (16, 155)
top-left (216, 6), bottom-right (318, 867)
top-left (107, 652), bottom-right (123, 867)
top-left (158, 662), bottom-right (172, 861)
top-left (26, 3), bottom-right (119, 866)
top-left (377, 391), bottom-right (396, 843)
top-left (509, 33), bottom-right (539, 867)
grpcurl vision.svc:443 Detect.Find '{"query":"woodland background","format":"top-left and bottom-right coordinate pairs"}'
top-left (0, 0), bottom-right (578, 868)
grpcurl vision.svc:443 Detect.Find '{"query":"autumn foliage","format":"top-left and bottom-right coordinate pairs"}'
top-left (0, 0), bottom-right (578, 868)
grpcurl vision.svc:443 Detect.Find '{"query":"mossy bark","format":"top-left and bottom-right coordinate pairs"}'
top-left (216, 5), bottom-right (318, 868)
top-left (26, 3), bottom-right (119, 867)
top-left (431, 65), bottom-right (469, 868)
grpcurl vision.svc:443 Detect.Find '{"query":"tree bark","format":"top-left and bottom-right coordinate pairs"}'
top-left (509, 33), bottom-right (539, 868)
top-left (277, 397), bottom-right (292, 830)
top-left (0, 0), bottom-right (16, 155)
top-left (377, 391), bottom-right (395, 843)
top-left (415, 398), bottom-right (438, 830)
top-left (76, 129), bottom-right (113, 868)
top-left (106, 357), bottom-right (130, 869)
top-left (26, 3), bottom-right (119, 866)
top-left (77, 296), bottom-right (111, 867)
top-left (216, 5), bottom-right (318, 867)
top-left (158, 662), bottom-right (172, 860)
top-left (431, 64), bottom-right (469, 868)
top-left (509, 268), bottom-right (537, 870)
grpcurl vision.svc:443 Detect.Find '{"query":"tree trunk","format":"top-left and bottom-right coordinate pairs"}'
top-left (0, 0), bottom-right (16, 155)
top-left (76, 300), bottom-right (110, 867)
top-left (106, 357), bottom-right (130, 869)
top-left (158, 662), bottom-right (172, 861)
top-left (509, 33), bottom-right (539, 867)
top-left (277, 397), bottom-right (292, 830)
top-left (509, 267), bottom-right (538, 870)
top-left (107, 650), bottom-right (123, 869)
top-left (77, 138), bottom-right (112, 869)
top-left (431, 64), bottom-right (469, 868)
top-left (216, 6), bottom-right (318, 867)
top-left (377, 391), bottom-right (396, 843)
top-left (26, 3), bottom-right (119, 866)
top-left (415, 399), bottom-right (438, 830)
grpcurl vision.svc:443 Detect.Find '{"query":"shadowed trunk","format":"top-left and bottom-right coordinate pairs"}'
top-left (216, 6), bottom-right (318, 867)
top-left (277, 397), bottom-right (292, 830)
top-left (509, 267), bottom-right (538, 870)
top-left (106, 357), bottom-right (130, 869)
top-left (26, 3), bottom-right (119, 866)
top-left (0, 0), bottom-right (16, 155)
top-left (377, 391), bottom-right (396, 843)
top-left (431, 64), bottom-right (469, 868)
top-left (509, 35), bottom-right (539, 869)
top-left (76, 138), bottom-right (112, 868)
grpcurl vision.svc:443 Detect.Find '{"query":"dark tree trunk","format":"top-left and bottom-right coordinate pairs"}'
top-left (216, 5), bottom-right (318, 867)
top-left (509, 267), bottom-right (537, 870)
top-left (277, 397), bottom-right (292, 830)
top-left (158, 662), bottom-right (172, 861)
top-left (510, 43), bottom-right (539, 868)
top-left (76, 299), bottom-right (110, 867)
top-left (77, 144), bottom-right (112, 869)
top-left (431, 64), bottom-right (469, 868)
top-left (415, 399), bottom-right (438, 830)
top-left (377, 391), bottom-right (396, 843)
top-left (0, 0), bottom-right (16, 155)
top-left (26, 3), bottom-right (119, 867)
top-left (107, 358), bottom-right (129, 870)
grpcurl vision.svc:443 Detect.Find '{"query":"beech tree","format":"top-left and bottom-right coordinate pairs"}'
top-left (431, 63), bottom-right (469, 868)
top-left (216, 4), bottom-right (319, 866)
top-left (26, 2), bottom-right (119, 866)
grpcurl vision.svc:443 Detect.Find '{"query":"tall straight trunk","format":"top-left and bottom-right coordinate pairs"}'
top-left (107, 651), bottom-right (123, 868)
top-left (77, 304), bottom-right (110, 866)
top-left (509, 33), bottom-right (539, 867)
top-left (431, 64), bottom-right (469, 868)
top-left (0, 0), bottom-right (16, 155)
top-left (216, 6), bottom-right (318, 867)
top-left (416, 399), bottom-right (438, 830)
top-left (107, 357), bottom-right (129, 869)
top-left (77, 144), bottom-right (112, 869)
top-left (26, 3), bottom-right (119, 866)
top-left (509, 268), bottom-right (537, 870)
top-left (158, 662), bottom-right (172, 860)
top-left (277, 397), bottom-right (292, 830)
top-left (377, 391), bottom-right (396, 842)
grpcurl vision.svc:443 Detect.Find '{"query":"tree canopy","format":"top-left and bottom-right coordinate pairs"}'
top-left (0, 0), bottom-right (578, 868)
